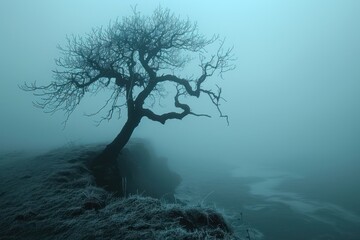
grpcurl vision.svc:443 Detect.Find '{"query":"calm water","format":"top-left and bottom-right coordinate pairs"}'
top-left (176, 162), bottom-right (360, 240)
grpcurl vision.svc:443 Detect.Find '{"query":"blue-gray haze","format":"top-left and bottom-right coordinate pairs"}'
top-left (1, 1), bottom-right (359, 239)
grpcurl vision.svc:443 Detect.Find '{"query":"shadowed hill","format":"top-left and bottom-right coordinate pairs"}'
top-left (0, 141), bottom-right (244, 239)
top-left (89, 140), bottom-right (181, 200)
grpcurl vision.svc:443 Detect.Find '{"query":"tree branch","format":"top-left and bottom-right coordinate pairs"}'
top-left (141, 87), bottom-right (190, 124)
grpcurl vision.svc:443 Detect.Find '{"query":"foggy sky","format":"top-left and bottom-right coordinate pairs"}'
top-left (1, 0), bottom-right (360, 170)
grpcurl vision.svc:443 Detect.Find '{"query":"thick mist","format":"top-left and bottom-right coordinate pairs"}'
top-left (1, 1), bottom-right (360, 238)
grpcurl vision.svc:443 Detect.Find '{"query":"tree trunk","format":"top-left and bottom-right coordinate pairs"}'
top-left (89, 115), bottom-right (142, 195)
top-left (100, 117), bottom-right (141, 162)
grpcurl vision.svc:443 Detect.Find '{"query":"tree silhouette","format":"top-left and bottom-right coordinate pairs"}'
top-left (22, 7), bottom-right (234, 176)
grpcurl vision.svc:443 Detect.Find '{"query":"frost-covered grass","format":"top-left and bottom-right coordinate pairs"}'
top-left (0, 144), bottom-right (245, 239)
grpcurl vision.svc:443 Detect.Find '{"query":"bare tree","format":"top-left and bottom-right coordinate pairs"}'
top-left (22, 7), bottom-right (234, 170)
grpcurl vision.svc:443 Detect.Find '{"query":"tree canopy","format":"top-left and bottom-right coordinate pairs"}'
top-left (22, 7), bottom-right (235, 127)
